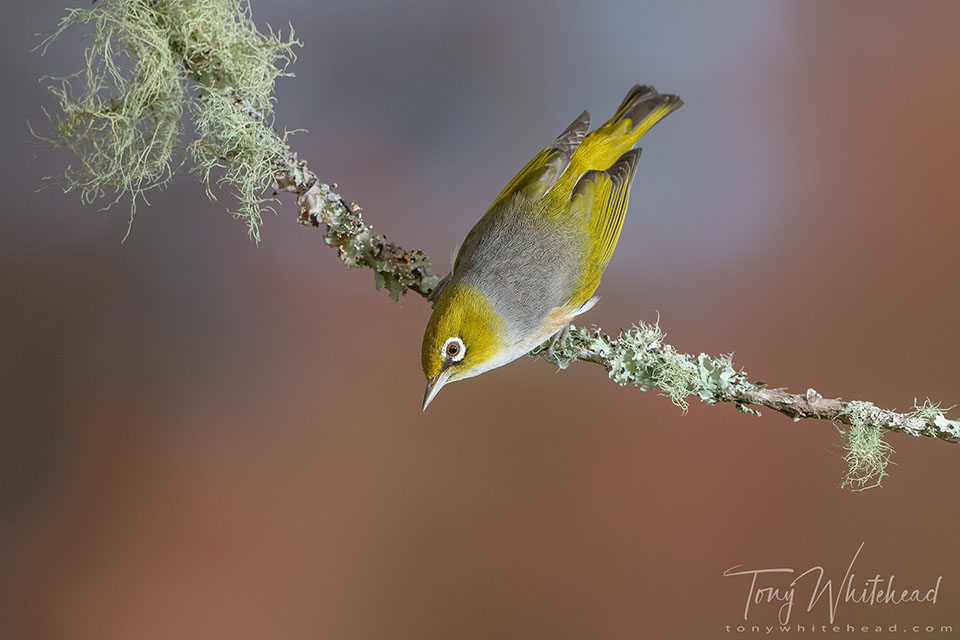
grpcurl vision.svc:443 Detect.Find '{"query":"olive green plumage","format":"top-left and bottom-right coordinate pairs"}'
top-left (422, 85), bottom-right (683, 409)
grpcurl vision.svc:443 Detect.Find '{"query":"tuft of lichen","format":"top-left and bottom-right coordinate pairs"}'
top-left (837, 401), bottom-right (894, 491)
top-left (35, 0), bottom-right (299, 240)
top-left (534, 319), bottom-right (746, 413)
top-left (907, 398), bottom-right (960, 441)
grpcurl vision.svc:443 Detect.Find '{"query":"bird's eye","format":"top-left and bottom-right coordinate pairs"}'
top-left (441, 337), bottom-right (466, 362)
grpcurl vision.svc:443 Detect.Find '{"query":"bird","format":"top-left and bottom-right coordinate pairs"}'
top-left (421, 85), bottom-right (682, 410)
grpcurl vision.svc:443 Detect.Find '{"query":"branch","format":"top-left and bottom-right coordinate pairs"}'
top-left (269, 134), bottom-right (960, 447)
top-left (36, 0), bottom-right (958, 491)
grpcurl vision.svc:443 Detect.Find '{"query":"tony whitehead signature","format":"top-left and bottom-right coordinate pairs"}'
top-left (723, 542), bottom-right (942, 625)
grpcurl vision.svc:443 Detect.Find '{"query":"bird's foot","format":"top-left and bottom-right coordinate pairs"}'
top-left (547, 323), bottom-right (572, 361)
top-left (426, 273), bottom-right (451, 308)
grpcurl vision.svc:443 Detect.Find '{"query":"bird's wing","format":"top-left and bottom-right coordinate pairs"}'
top-left (567, 147), bottom-right (642, 298)
top-left (489, 110), bottom-right (590, 208)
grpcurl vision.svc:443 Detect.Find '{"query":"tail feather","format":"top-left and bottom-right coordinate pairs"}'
top-left (573, 85), bottom-right (683, 172)
top-left (614, 84), bottom-right (683, 134)
top-left (612, 84), bottom-right (659, 122)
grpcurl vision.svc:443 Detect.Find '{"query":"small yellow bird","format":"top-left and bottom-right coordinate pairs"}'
top-left (421, 85), bottom-right (682, 410)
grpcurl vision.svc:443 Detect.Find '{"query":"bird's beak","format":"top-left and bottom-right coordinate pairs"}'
top-left (422, 369), bottom-right (453, 411)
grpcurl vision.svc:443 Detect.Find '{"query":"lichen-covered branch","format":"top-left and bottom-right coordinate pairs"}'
top-left (536, 323), bottom-right (960, 444)
top-left (36, 0), bottom-right (958, 489)
top-left (269, 152), bottom-right (960, 452)
top-left (272, 148), bottom-right (441, 301)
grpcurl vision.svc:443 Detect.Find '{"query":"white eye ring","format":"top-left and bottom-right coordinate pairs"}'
top-left (441, 337), bottom-right (466, 362)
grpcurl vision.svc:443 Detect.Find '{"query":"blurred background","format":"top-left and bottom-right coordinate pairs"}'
top-left (2, 1), bottom-right (959, 638)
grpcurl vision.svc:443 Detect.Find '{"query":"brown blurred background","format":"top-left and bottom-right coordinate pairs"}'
top-left (2, 1), bottom-right (959, 638)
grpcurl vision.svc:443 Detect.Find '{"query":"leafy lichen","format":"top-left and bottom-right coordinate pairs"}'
top-left (35, 0), bottom-right (299, 240)
top-left (307, 186), bottom-right (438, 301)
top-left (534, 319), bottom-right (746, 413)
top-left (536, 320), bottom-right (907, 490)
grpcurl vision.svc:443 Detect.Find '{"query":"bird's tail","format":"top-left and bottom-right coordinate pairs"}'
top-left (574, 85), bottom-right (682, 171)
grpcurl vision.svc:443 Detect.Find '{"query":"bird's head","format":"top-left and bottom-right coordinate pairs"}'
top-left (421, 283), bottom-right (506, 410)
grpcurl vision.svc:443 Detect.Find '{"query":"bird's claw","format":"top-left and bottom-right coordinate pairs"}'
top-left (427, 273), bottom-right (451, 308)
top-left (547, 323), bottom-right (572, 361)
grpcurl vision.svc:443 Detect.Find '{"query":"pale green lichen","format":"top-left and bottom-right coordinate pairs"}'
top-left (911, 398), bottom-right (946, 421)
top-left (838, 401), bottom-right (894, 491)
top-left (909, 398), bottom-right (960, 441)
top-left (370, 248), bottom-right (438, 301)
top-left (912, 398), bottom-right (957, 426)
top-left (535, 320), bottom-right (746, 413)
top-left (35, 0), bottom-right (299, 240)
top-left (344, 230), bottom-right (433, 302)
top-left (696, 353), bottom-right (739, 403)
top-left (35, 1), bottom-right (187, 236)
top-left (537, 320), bottom-right (909, 490)
top-left (529, 326), bottom-right (587, 371)
top-left (304, 183), bottom-right (439, 301)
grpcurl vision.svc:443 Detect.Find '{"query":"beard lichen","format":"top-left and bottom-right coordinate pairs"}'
top-left (35, 0), bottom-right (300, 241)
top-left (837, 402), bottom-right (895, 491)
